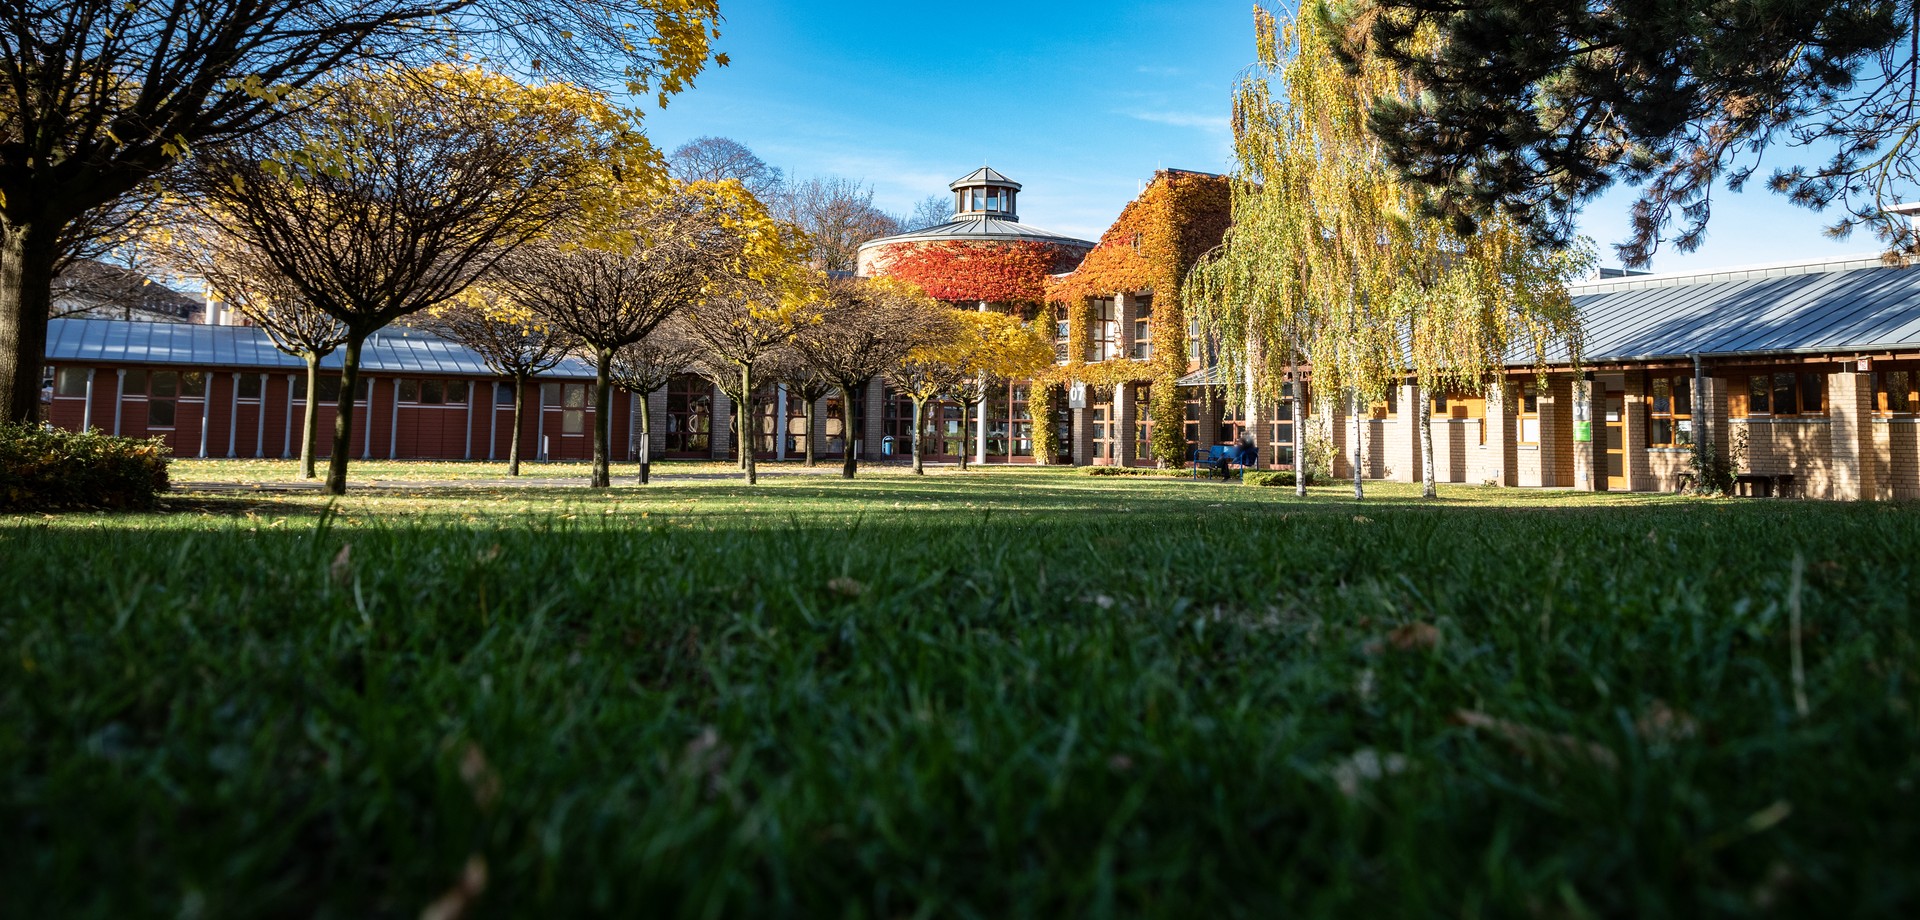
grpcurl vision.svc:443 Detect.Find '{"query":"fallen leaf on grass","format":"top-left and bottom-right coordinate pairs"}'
top-left (330, 544), bottom-right (352, 586)
top-left (1352, 515), bottom-right (1373, 524)
top-left (420, 853), bottom-right (487, 920)
top-left (457, 742), bottom-right (500, 811)
top-left (1452, 709), bottom-right (1618, 772)
top-left (826, 577), bottom-right (866, 598)
top-left (1327, 748), bottom-right (1409, 799)
top-left (475, 544), bottom-right (502, 564)
top-left (1388, 621), bottom-right (1441, 652)
top-left (1634, 699), bottom-right (1699, 745)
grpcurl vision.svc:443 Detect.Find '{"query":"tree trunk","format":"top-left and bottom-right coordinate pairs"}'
top-left (508, 377), bottom-right (526, 476)
top-left (1419, 385), bottom-right (1436, 499)
top-left (1290, 386), bottom-right (1305, 495)
top-left (911, 395), bottom-right (926, 475)
top-left (591, 345), bottom-right (612, 489)
top-left (324, 334), bottom-right (366, 496)
top-left (299, 351), bottom-right (323, 479)
top-left (0, 221), bottom-right (60, 424)
top-left (957, 397), bottom-right (971, 472)
top-left (803, 394), bottom-right (816, 468)
top-left (839, 384), bottom-right (859, 479)
top-left (1350, 390), bottom-right (1365, 501)
top-left (736, 386), bottom-right (749, 470)
top-left (637, 389), bottom-right (652, 484)
top-left (740, 363), bottom-right (757, 485)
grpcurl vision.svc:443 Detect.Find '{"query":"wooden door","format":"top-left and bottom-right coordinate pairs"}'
top-left (1603, 389), bottom-right (1627, 491)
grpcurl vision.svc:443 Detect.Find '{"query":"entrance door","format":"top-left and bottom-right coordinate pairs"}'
top-left (1603, 389), bottom-right (1627, 490)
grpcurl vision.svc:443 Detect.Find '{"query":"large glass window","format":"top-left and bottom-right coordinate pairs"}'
top-left (822, 387), bottom-right (865, 455)
top-left (1133, 384), bottom-right (1153, 461)
top-left (1877, 367), bottom-right (1917, 414)
top-left (236, 373), bottom-right (261, 400)
top-left (1739, 370), bottom-right (1826, 416)
top-left (1086, 298), bottom-right (1118, 362)
top-left (1054, 303), bottom-right (1070, 363)
top-left (1132, 295), bottom-right (1154, 360)
top-left (561, 383), bottom-right (586, 435)
top-left (665, 374), bottom-right (711, 454)
top-left (1649, 374), bottom-right (1692, 447)
top-left (55, 367), bottom-right (89, 397)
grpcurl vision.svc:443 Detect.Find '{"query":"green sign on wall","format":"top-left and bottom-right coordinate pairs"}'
top-left (1573, 421), bottom-right (1592, 442)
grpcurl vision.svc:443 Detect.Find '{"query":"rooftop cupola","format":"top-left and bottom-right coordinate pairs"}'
top-left (951, 166), bottom-right (1022, 222)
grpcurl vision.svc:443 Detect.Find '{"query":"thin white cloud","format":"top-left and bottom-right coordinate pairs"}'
top-left (1123, 110), bottom-right (1230, 132)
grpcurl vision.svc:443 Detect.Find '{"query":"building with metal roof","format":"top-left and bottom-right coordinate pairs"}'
top-left (855, 166), bottom-right (1095, 276)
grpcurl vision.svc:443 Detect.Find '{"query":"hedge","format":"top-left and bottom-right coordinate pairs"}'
top-left (0, 423), bottom-right (171, 512)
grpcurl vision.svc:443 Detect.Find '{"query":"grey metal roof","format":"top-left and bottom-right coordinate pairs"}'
top-left (859, 215), bottom-right (1094, 252)
top-left (1559, 257), bottom-right (1920, 365)
top-left (44, 317), bottom-right (598, 379)
top-left (950, 166), bottom-right (1020, 191)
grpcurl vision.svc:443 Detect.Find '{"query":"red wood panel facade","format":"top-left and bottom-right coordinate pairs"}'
top-left (42, 362), bottom-right (619, 463)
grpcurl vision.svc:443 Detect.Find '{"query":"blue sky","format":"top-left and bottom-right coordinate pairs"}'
top-left (636, 0), bottom-right (1881, 274)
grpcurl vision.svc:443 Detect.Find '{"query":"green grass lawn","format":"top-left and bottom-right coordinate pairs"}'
top-left (4, 467), bottom-right (1916, 916)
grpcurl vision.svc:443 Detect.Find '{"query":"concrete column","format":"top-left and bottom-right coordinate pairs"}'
top-left (862, 378), bottom-right (887, 460)
top-left (774, 384), bottom-right (788, 461)
top-left (1829, 371), bottom-right (1878, 501)
top-left (710, 381), bottom-right (732, 460)
top-left (1071, 406), bottom-right (1093, 466)
top-left (1540, 375), bottom-right (1572, 487)
top-left (976, 392), bottom-right (989, 464)
top-left (464, 380), bottom-right (475, 460)
top-left (112, 369), bottom-right (125, 436)
top-left (1623, 373), bottom-right (1650, 491)
top-left (1115, 382), bottom-right (1136, 466)
top-left (227, 372), bottom-right (241, 457)
top-left (81, 368), bottom-right (95, 432)
top-left (252, 374), bottom-right (266, 458)
top-left (1483, 382), bottom-right (1511, 486)
top-left (1572, 375), bottom-right (1598, 491)
top-left (1391, 380), bottom-right (1421, 483)
top-left (1696, 375), bottom-right (1729, 466)
top-left (1250, 389), bottom-right (1273, 471)
top-left (198, 374), bottom-right (211, 458)
top-left (388, 378), bottom-right (400, 459)
top-left (647, 385), bottom-right (670, 460)
top-left (284, 374), bottom-right (297, 458)
top-left (359, 377), bottom-right (373, 460)
top-left (488, 383), bottom-right (500, 461)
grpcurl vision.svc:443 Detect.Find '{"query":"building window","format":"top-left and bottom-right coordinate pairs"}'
top-left (1132, 294), bottom-right (1154, 360)
top-left (1053, 303), bottom-right (1071, 363)
top-left (1877, 368), bottom-right (1917, 414)
top-left (309, 375), bottom-right (370, 403)
top-left (1087, 298), bottom-right (1117, 362)
top-left (823, 387), bottom-right (865, 455)
top-left (55, 368), bottom-right (89, 397)
top-left (1133, 384), bottom-right (1153, 461)
top-left (398, 379), bottom-right (467, 405)
top-left (1738, 370), bottom-right (1825, 416)
top-left (665, 374), bottom-right (711, 454)
top-left (562, 383), bottom-right (586, 435)
top-left (236, 374), bottom-right (262, 401)
top-left (1648, 374), bottom-right (1692, 447)
top-left (1091, 403), bottom-right (1113, 460)
top-left (1270, 383), bottom-right (1297, 466)
top-left (1517, 382), bottom-right (1541, 444)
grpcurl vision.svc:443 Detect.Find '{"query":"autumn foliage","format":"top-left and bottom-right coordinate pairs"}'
top-left (871, 240), bottom-right (1081, 306)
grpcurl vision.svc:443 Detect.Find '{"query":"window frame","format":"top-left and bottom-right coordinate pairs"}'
top-left (1647, 373), bottom-right (1693, 448)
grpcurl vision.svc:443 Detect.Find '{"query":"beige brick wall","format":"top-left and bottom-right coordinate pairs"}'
top-left (1735, 419), bottom-right (1835, 500)
top-left (1879, 419), bottom-right (1920, 499)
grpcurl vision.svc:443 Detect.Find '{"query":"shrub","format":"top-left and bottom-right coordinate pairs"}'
top-left (1078, 465), bottom-right (1181, 477)
top-left (0, 423), bottom-right (171, 512)
top-left (1245, 470), bottom-right (1315, 488)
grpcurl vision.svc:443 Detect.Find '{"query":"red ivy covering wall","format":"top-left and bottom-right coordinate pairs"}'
top-left (871, 240), bottom-right (1083, 306)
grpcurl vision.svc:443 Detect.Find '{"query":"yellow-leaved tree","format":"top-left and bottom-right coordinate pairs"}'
top-left (929, 310), bottom-right (1056, 471)
top-left (1187, 2), bottom-right (1590, 500)
top-left (420, 287), bottom-right (577, 477)
top-left (179, 64), bottom-right (649, 494)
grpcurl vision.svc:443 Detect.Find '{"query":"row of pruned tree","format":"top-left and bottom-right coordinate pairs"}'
top-left (157, 65), bottom-right (1047, 493)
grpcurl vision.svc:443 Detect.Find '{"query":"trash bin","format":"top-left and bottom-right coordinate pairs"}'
top-left (882, 435), bottom-right (895, 457)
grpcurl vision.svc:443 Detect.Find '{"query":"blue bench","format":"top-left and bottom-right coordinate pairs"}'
top-left (1191, 445), bottom-right (1253, 481)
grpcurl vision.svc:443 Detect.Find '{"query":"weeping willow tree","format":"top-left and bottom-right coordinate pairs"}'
top-left (1188, 1), bottom-right (1591, 500)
